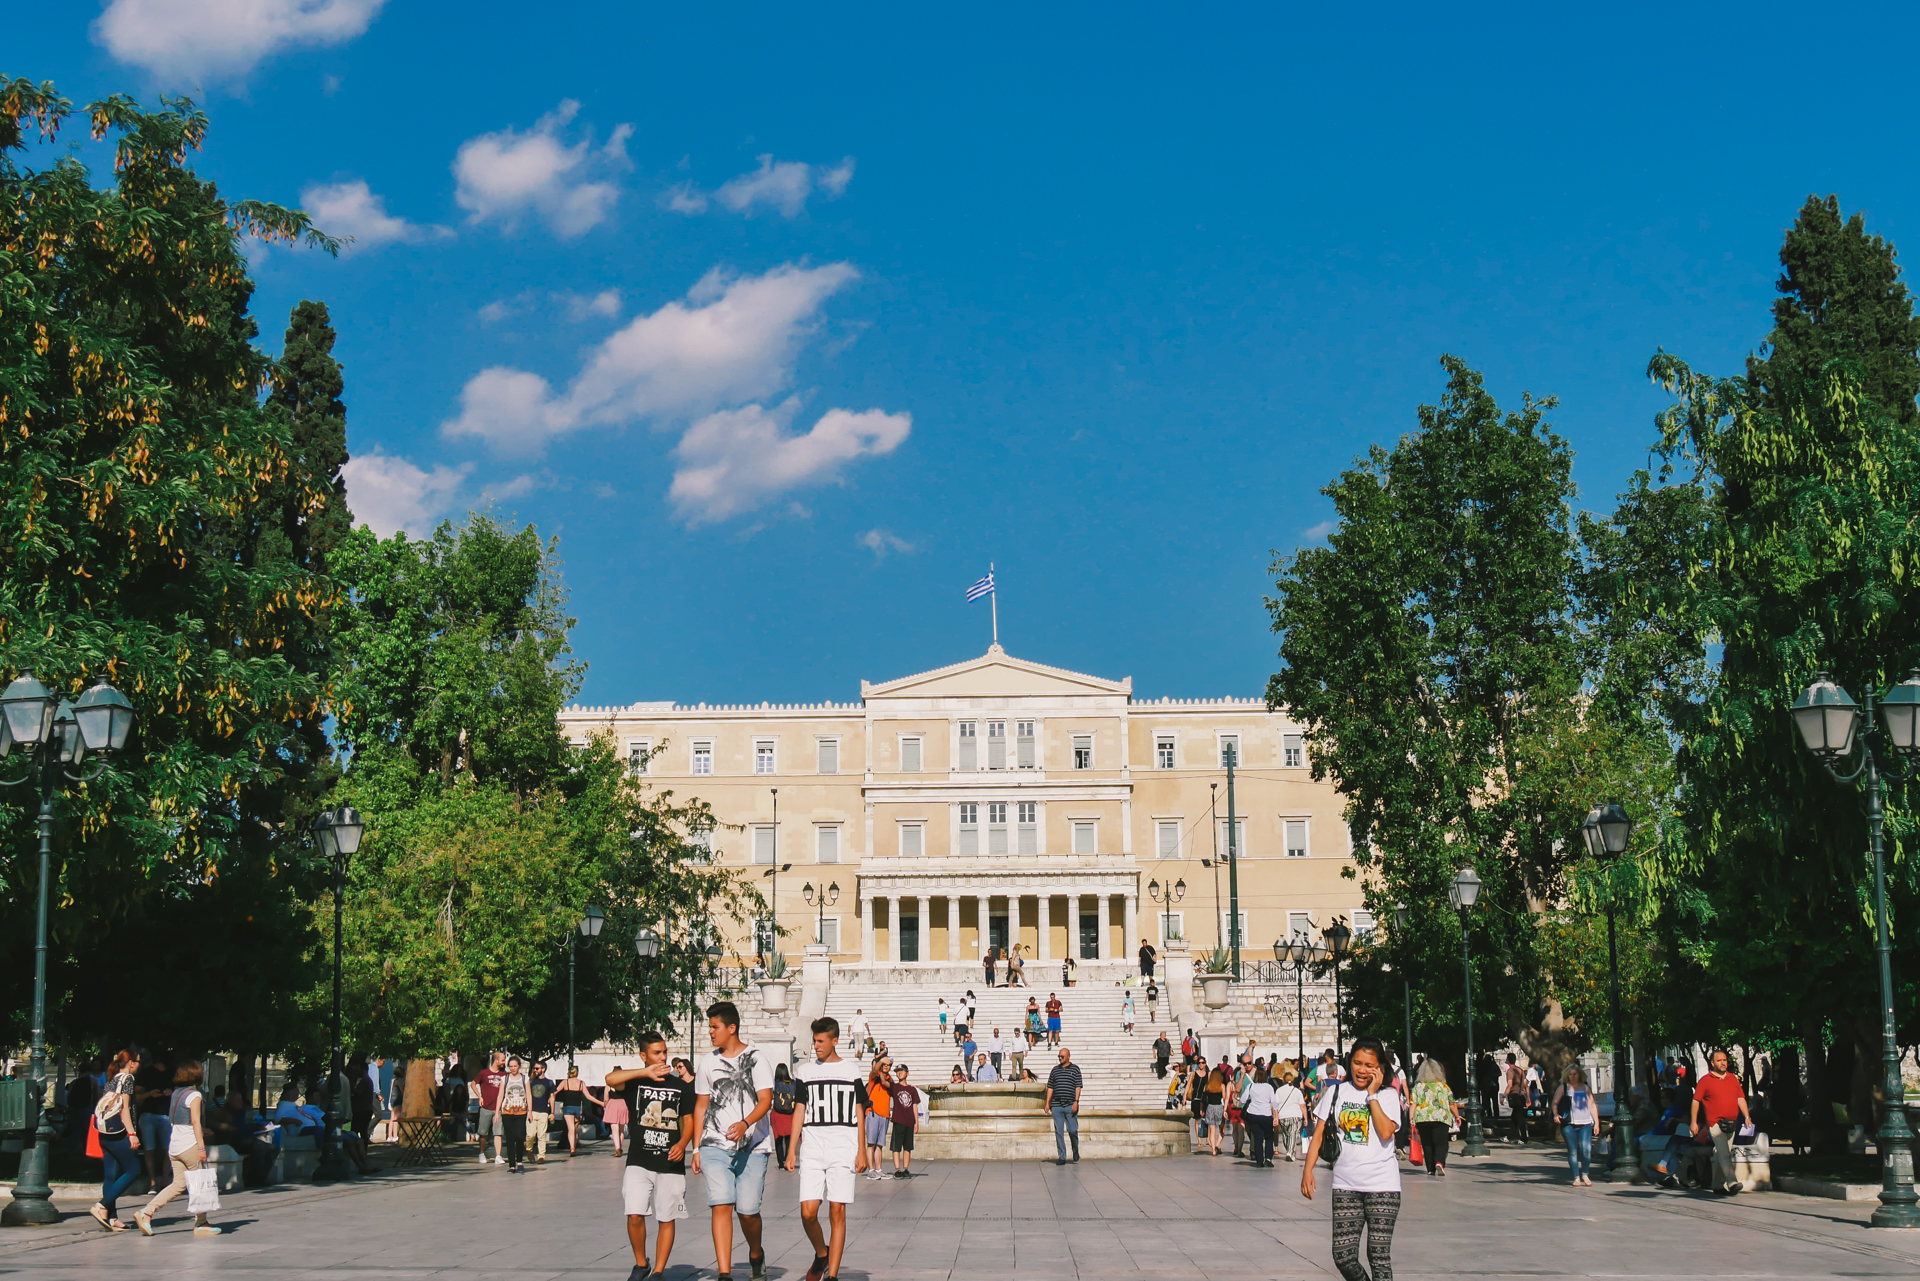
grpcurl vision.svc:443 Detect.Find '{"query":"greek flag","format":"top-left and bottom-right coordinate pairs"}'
top-left (966, 572), bottom-right (995, 602)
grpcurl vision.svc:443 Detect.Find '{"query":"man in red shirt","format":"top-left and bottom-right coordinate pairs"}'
top-left (1690, 1049), bottom-right (1753, 1195)
top-left (473, 1053), bottom-right (507, 1166)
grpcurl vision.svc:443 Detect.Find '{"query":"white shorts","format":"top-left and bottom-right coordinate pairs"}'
top-left (622, 1166), bottom-right (689, 1221)
top-left (798, 1161), bottom-right (856, 1206)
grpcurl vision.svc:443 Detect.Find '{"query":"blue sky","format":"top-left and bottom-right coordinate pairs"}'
top-left (15, 3), bottom-right (1920, 704)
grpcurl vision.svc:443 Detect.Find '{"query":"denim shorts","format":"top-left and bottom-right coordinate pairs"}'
top-left (562, 1105), bottom-right (582, 1117)
top-left (864, 1113), bottom-right (889, 1145)
top-left (700, 1145), bottom-right (769, 1215)
top-left (137, 1113), bottom-right (172, 1150)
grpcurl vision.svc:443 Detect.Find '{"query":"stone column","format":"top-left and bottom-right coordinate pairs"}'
top-left (861, 896), bottom-right (875, 964)
top-left (1094, 894), bottom-right (1109, 960)
top-left (1037, 894), bottom-right (1052, 962)
top-left (946, 893), bottom-right (960, 962)
top-left (1124, 892), bottom-right (1139, 963)
top-left (881, 896), bottom-right (896, 964)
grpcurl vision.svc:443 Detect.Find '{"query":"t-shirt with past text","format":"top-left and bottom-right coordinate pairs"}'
top-left (622, 1076), bottom-right (697, 1174)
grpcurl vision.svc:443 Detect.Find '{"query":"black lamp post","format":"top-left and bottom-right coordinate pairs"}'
top-left (803, 880), bottom-right (840, 947)
top-left (1449, 866), bottom-right (1488, 1157)
top-left (760, 863), bottom-right (791, 963)
top-left (636, 926), bottom-right (661, 1031)
top-left (1322, 917), bottom-right (1353, 1058)
top-left (1580, 802), bottom-right (1639, 1180)
top-left (1147, 877), bottom-right (1186, 946)
top-left (570, 904), bottom-right (605, 1066)
top-left (312, 804), bottom-right (366, 1183)
top-left (0, 673), bottom-right (133, 1225)
top-left (1791, 669), bottom-right (1920, 1228)
top-left (1392, 902), bottom-right (1414, 1071)
top-left (1273, 933), bottom-right (1323, 1064)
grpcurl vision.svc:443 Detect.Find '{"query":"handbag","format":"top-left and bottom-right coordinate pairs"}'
top-left (85, 1116), bottom-right (103, 1159)
top-left (186, 1166), bottom-right (220, 1215)
top-left (1408, 1123), bottom-right (1425, 1167)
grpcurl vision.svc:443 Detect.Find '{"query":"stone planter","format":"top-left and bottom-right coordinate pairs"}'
top-left (757, 979), bottom-right (792, 1013)
top-left (1198, 973), bottom-right (1233, 1009)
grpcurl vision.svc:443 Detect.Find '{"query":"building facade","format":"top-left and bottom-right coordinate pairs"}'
top-left (559, 645), bottom-right (1366, 975)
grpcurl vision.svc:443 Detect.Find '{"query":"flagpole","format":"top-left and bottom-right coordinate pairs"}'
top-left (990, 562), bottom-right (998, 646)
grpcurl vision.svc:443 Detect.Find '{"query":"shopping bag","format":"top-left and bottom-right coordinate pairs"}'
top-left (1408, 1125), bottom-right (1424, 1166)
top-left (85, 1116), bottom-right (102, 1159)
top-left (186, 1167), bottom-right (221, 1214)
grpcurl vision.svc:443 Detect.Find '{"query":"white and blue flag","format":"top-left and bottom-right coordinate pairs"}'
top-left (966, 572), bottom-right (995, 602)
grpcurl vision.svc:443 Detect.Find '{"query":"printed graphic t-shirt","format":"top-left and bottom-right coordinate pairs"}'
top-left (622, 1076), bottom-right (697, 1173)
top-left (473, 1067), bottom-right (505, 1112)
top-left (695, 1044), bottom-right (776, 1154)
top-left (1314, 1082), bottom-right (1403, 1194)
top-left (890, 1083), bottom-right (921, 1128)
top-left (795, 1057), bottom-right (867, 1169)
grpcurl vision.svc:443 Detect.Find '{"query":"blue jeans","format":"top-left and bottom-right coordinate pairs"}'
top-left (1564, 1122), bottom-right (1593, 1178)
top-left (100, 1134), bottom-right (140, 1216)
top-left (1051, 1106), bottom-right (1079, 1161)
top-left (138, 1112), bottom-right (171, 1152)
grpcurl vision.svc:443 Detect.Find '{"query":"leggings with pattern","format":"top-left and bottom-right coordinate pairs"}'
top-left (1330, 1188), bottom-right (1400, 1281)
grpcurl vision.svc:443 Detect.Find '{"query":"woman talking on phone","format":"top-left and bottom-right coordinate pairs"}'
top-left (1301, 1037), bottom-right (1402, 1281)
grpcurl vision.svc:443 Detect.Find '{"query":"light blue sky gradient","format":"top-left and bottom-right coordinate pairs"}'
top-left (14, 3), bottom-right (1920, 703)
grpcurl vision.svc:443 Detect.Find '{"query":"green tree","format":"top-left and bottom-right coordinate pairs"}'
top-left (0, 80), bottom-right (337, 1057)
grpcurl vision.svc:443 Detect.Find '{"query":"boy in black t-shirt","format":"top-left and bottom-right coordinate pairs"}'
top-left (606, 1034), bottom-right (697, 1281)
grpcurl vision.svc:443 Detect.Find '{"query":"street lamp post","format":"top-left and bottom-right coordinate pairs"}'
top-left (636, 926), bottom-right (661, 1032)
top-left (1147, 877), bottom-right (1186, 947)
top-left (1274, 933), bottom-right (1323, 1064)
top-left (803, 880), bottom-right (841, 949)
top-left (571, 904), bottom-right (605, 1066)
top-left (1392, 903), bottom-right (1414, 1071)
top-left (760, 862), bottom-right (791, 963)
top-left (1450, 867), bottom-right (1488, 1157)
top-left (1791, 670), bottom-right (1920, 1229)
top-left (312, 804), bottom-right (366, 1183)
top-left (1322, 917), bottom-right (1353, 1058)
top-left (0, 673), bottom-right (133, 1225)
top-left (1581, 803), bottom-right (1639, 1180)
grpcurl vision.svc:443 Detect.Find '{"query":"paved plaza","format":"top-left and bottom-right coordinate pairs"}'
top-left (3, 1144), bottom-right (1918, 1280)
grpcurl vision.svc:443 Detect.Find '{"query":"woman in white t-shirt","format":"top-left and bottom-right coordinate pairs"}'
top-left (1301, 1038), bottom-right (1401, 1281)
top-left (1552, 1065), bottom-right (1599, 1186)
top-left (1271, 1064), bottom-right (1308, 1162)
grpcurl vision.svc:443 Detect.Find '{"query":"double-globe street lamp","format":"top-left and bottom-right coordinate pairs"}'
top-left (1449, 866), bottom-right (1489, 1157)
top-left (1323, 917), bottom-right (1353, 1058)
top-left (0, 673), bottom-right (134, 1225)
top-left (1791, 669), bottom-right (1920, 1229)
top-left (571, 904), bottom-right (606, 1068)
top-left (311, 805), bottom-right (366, 1183)
top-left (1272, 932), bottom-right (1325, 1064)
top-left (1580, 802), bottom-right (1638, 1180)
top-left (803, 880), bottom-right (840, 949)
top-left (636, 925), bottom-right (662, 1031)
top-left (1148, 877), bottom-right (1186, 948)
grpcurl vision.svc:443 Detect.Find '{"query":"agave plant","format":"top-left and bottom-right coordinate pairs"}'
top-left (762, 950), bottom-right (790, 980)
top-left (1202, 945), bottom-right (1234, 975)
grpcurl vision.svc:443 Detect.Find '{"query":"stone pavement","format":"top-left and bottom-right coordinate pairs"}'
top-left (3, 1140), bottom-right (1920, 1280)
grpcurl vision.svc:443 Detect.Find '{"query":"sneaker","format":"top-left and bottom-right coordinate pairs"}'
top-left (134, 1211), bottom-right (154, 1236)
top-left (626, 1266), bottom-right (651, 1281)
top-left (892, 1170), bottom-right (906, 1179)
top-left (479, 1152), bottom-right (489, 1164)
top-left (193, 1225), bottom-right (222, 1236)
top-left (806, 1254), bottom-right (830, 1281)
top-left (749, 1252), bottom-right (767, 1280)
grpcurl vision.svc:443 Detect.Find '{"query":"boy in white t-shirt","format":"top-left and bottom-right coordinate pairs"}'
top-left (789, 1016), bottom-right (868, 1281)
top-left (1301, 1038), bottom-right (1402, 1281)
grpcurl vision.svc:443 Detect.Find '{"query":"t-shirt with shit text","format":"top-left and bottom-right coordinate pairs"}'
top-left (794, 1058), bottom-right (866, 1169)
top-left (1313, 1082), bottom-right (1402, 1194)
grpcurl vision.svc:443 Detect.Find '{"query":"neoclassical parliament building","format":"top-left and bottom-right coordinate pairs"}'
top-left (559, 646), bottom-right (1365, 974)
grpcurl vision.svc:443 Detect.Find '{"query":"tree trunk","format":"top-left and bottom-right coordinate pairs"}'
top-left (1804, 1024), bottom-right (1845, 1156)
top-left (400, 1059), bottom-right (439, 1120)
top-left (1851, 1011), bottom-right (1880, 1136)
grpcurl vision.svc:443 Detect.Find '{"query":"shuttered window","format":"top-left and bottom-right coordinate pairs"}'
top-left (1072, 820), bottom-right (1096, 854)
top-left (901, 736), bottom-right (922, 772)
top-left (1017, 721), bottom-right (1035, 769)
top-left (1285, 819), bottom-right (1309, 858)
top-left (1156, 820), bottom-right (1180, 858)
top-left (817, 740), bottom-right (838, 774)
top-left (901, 824), bottom-right (924, 858)
top-left (817, 826), bottom-right (840, 863)
top-left (1017, 802), bottom-right (1037, 854)
top-left (753, 826), bottom-right (776, 864)
top-left (987, 721), bottom-right (1007, 770)
top-left (958, 722), bottom-right (977, 771)
top-left (959, 803), bottom-right (979, 857)
top-left (988, 802), bottom-right (1008, 855)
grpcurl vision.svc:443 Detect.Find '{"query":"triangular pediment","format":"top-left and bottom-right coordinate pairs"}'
top-left (863, 646), bottom-right (1130, 699)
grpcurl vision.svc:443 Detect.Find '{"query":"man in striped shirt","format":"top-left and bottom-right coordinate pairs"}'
top-left (1046, 1049), bottom-right (1083, 1165)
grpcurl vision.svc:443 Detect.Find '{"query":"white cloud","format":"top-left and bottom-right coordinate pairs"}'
top-left (442, 262), bottom-right (860, 455)
top-left (300, 179), bottom-right (446, 251)
top-left (562, 289), bottom-right (622, 320)
top-left (453, 101), bottom-right (631, 239)
top-left (859, 528), bottom-right (914, 558)
top-left (94, 0), bottom-right (386, 80)
top-left (670, 403), bottom-right (911, 525)
top-left (670, 155), bottom-right (857, 219)
top-left (1302, 520), bottom-right (1337, 541)
top-left (341, 450), bottom-right (472, 538)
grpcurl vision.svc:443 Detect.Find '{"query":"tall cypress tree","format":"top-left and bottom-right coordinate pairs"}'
top-left (1748, 194), bottom-right (1920, 423)
top-left (265, 300), bottom-right (352, 572)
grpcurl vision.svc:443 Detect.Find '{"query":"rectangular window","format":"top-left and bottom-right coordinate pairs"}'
top-left (1156, 819), bottom-right (1180, 859)
top-left (900, 824), bottom-right (924, 858)
top-left (1158, 910), bottom-right (1185, 944)
top-left (692, 741), bottom-right (713, 776)
top-left (754, 739), bottom-right (776, 775)
top-left (959, 803), bottom-right (979, 858)
top-left (817, 826), bottom-right (840, 863)
top-left (1219, 734), bottom-right (1241, 768)
top-left (987, 720), bottom-right (1007, 770)
top-left (1285, 819), bottom-right (1309, 858)
top-left (1218, 817), bottom-right (1248, 857)
top-left (1156, 735), bottom-right (1175, 770)
top-left (752, 826), bottom-right (775, 865)
top-left (627, 740), bottom-right (650, 776)
top-left (988, 802), bottom-right (1008, 855)
top-left (1072, 735), bottom-right (1092, 770)
top-left (1016, 720), bottom-right (1035, 769)
top-left (901, 736), bottom-right (922, 773)
top-left (753, 917), bottom-right (777, 956)
top-left (1221, 910), bottom-right (1249, 948)
top-left (1287, 910), bottom-right (1313, 939)
top-left (958, 721), bottom-right (977, 771)
top-left (1352, 909), bottom-right (1376, 939)
top-left (1284, 733), bottom-right (1304, 769)
top-left (817, 739), bottom-right (838, 774)
top-left (817, 917), bottom-right (840, 950)
top-left (1017, 802), bottom-right (1037, 854)
top-left (1072, 820), bottom-right (1096, 854)
top-left (689, 827), bottom-right (714, 862)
